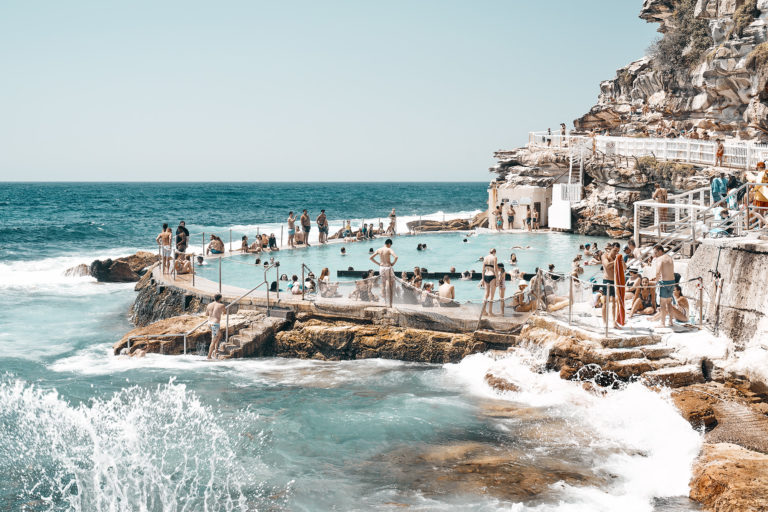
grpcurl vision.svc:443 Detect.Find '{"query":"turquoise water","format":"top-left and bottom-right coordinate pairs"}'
top-left (0, 183), bottom-right (701, 511)
top-left (198, 231), bottom-right (609, 300)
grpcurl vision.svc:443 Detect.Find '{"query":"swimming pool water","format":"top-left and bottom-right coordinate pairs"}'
top-left (196, 231), bottom-right (612, 301)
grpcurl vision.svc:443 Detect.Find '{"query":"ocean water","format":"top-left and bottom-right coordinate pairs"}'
top-left (0, 182), bottom-right (702, 511)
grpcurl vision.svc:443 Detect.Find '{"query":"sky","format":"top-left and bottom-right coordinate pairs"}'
top-left (0, 1), bottom-right (658, 182)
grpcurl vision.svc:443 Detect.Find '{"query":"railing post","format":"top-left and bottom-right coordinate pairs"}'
top-left (276, 265), bottom-right (280, 300)
top-left (226, 308), bottom-right (229, 343)
top-left (568, 275), bottom-right (573, 326)
top-left (698, 277), bottom-right (704, 326)
top-left (218, 256), bottom-right (222, 293)
top-left (192, 252), bottom-right (196, 287)
top-left (229, 228), bottom-right (232, 253)
top-left (605, 284), bottom-right (610, 338)
top-left (202, 231), bottom-right (205, 256)
top-left (280, 224), bottom-right (284, 248)
top-left (183, 334), bottom-right (187, 355)
top-left (302, 264), bottom-right (305, 300)
top-left (634, 207), bottom-right (640, 247)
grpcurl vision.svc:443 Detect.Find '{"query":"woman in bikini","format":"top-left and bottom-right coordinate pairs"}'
top-left (496, 263), bottom-right (508, 316)
top-left (669, 285), bottom-right (690, 323)
top-left (482, 248), bottom-right (499, 316)
top-left (629, 277), bottom-right (656, 317)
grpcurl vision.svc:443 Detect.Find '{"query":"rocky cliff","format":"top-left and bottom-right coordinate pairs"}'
top-left (577, 0), bottom-right (768, 140)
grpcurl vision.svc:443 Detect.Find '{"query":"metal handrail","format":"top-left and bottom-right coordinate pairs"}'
top-left (301, 263), bottom-right (315, 300)
top-left (224, 262), bottom-right (280, 343)
top-left (125, 318), bottom-right (208, 355)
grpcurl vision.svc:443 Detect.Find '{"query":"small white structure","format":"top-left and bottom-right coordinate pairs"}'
top-left (489, 182), bottom-right (552, 229)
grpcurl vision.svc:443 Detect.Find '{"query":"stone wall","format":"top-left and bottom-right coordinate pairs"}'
top-left (684, 236), bottom-right (768, 348)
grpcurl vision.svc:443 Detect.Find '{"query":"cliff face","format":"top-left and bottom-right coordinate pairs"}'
top-left (576, 0), bottom-right (768, 140)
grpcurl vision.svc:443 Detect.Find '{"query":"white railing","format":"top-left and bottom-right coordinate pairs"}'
top-left (555, 183), bottom-right (582, 202)
top-left (529, 131), bottom-right (768, 171)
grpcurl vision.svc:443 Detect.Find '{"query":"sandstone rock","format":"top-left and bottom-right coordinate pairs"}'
top-left (274, 318), bottom-right (486, 363)
top-left (690, 443), bottom-right (768, 511)
top-left (114, 312), bottom-right (261, 356)
top-left (64, 263), bottom-right (89, 277)
top-left (89, 251), bottom-right (159, 282)
top-left (131, 270), bottom-right (204, 326)
top-left (671, 388), bottom-right (719, 431)
top-left (484, 372), bottom-right (520, 393)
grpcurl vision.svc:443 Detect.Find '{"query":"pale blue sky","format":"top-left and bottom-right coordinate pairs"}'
top-left (0, 1), bottom-right (657, 181)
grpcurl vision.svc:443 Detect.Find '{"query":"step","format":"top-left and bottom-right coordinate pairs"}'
top-left (601, 335), bottom-right (661, 349)
top-left (593, 347), bottom-right (645, 362)
top-left (268, 307), bottom-right (296, 321)
top-left (603, 357), bottom-right (679, 380)
top-left (640, 346), bottom-right (675, 360)
top-left (642, 364), bottom-right (705, 388)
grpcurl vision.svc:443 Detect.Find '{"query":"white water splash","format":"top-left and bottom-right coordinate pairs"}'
top-left (0, 376), bottom-right (280, 511)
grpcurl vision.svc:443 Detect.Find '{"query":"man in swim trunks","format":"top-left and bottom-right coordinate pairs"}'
top-left (652, 244), bottom-right (676, 328)
top-left (156, 223), bottom-right (172, 274)
top-left (300, 210), bottom-right (311, 246)
top-left (287, 211), bottom-right (296, 248)
top-left (601, 244), bottom-right (619, 328)
top-left (316, 209), bottom-right (328, 244)
top-left (370, 238), bottom-right (398, 307)
top-left (206, 293), bottom-right (226, 359)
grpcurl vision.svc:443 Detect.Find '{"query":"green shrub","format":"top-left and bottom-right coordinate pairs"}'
top-left (648, 0), bottom-right (713, 84)
top-left (732, 0), bottom-right (759, 38)
top-left (747, 41), bottom-right (768, 71)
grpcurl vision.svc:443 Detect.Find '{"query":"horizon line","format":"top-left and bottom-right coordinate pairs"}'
top-left (0, 180), bottom-right (493, 184)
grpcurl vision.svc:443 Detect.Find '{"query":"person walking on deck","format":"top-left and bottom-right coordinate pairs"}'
top-left (482, 248), bottom-right (499, 316)
top-left (156, 223), bottom-right (172, 274)
top-left (652, 244), bottom-right (676, 328)
top-left (300, 210), bottom-right (311, 246)
top-left (370, 239), bottom-right (398, 307)
top-left (287, 212), bottom-right (296, 248)
top-left (206, 293), bottom-right (225, 359)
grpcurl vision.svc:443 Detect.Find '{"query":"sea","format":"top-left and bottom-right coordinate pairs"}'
top-left (0, 182), bottom-right (702, 511)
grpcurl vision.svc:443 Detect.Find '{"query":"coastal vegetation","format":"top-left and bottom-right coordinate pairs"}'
top-left (648, 0), bottom-right (712, 84)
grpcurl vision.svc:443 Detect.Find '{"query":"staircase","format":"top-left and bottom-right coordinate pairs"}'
top-left (216, 314), bottom-right (289, 359)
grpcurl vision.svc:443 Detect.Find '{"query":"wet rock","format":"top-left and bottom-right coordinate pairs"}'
top-left (671, 388), bottom-right (719, 431)
top-left (113, 312), bottom-right (259, 356)
top-left (690, 443), bottom-right (768, 511)
top-left (89, 251), bottom-right (159, 282)
top-left (64, 263), bottom-right (89, 277)
top-left (274, 318), bottom-right (486, 363)
top-left (484, 372), bottom-right (520, 393)
top-left (131, 269), bottom-right (204, 326)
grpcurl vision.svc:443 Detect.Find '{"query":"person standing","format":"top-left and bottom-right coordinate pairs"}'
top-left (175, 221), bottom-right (190, 253)
top-left (300, 210), bottom-right (311, 246)
top-left (370, 239), bottom-right (398, 307)
top-left (652, 183), bottom-right (668, 233)
top-left (482, 248), bottom-right (499, 316)
top-left (388, 209), bottom-right (397, 235)
top-left (316, 209), bottom-right (328, 244)
top-left (601, 244), bottom-right (620, 328)
top-left (525, 206), bottom-right (533, 232)
top-left (156, 223), bottom-right (172, 274)
top-left (652, 245), bottom-right (676, 328)
top-left (715, 140), bottom-right (725, 167)
top-left (532, 208), bottom-right (540, 230)
top-left (287, 212), bottom-right (296, 248)
top-left (206, 294), bottom-right (226, 359)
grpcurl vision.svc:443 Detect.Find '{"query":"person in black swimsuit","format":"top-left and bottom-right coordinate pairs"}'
top-left (482, 248), bottom-right (499, 316)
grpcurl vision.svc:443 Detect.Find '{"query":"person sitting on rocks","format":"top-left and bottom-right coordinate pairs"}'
top-left (629, 277), bottom-right (656, 318)
top-left (669, 284), bottom-right (690, 323)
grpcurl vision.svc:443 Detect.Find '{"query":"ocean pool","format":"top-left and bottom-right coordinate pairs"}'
top-left (196, 231), bottom-right (613, 301)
